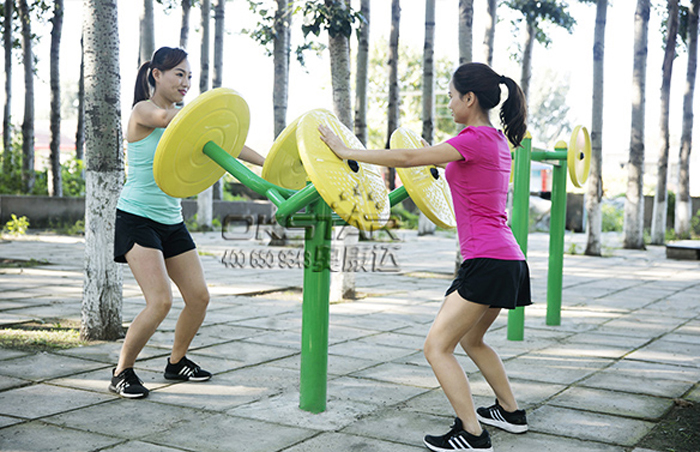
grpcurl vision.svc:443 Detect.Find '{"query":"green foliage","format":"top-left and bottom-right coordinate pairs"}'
top-left (601, 202), bottom-right (624, 232)
top-left (300, 1), bottom-right (364, 39)
top-left (390, 204), bottom-right (418, 230)
top-left (692, 209), bottom-right (700, 236)
top-left (528, 68), bottom-right (572, 147)
top-left (61, 158), bottom-right (85, 197)
top-left (505, 0), bottom-right (576, 47)
top-left (3, 214), bottom-right (30, 236)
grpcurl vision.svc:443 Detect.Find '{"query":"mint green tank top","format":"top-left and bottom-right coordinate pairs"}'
top-left (117, 128), bottom-right (183, 224)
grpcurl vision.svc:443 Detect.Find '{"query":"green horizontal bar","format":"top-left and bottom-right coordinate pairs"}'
top-left (275, 183), bottom-right (322, 226)
top-left (531, 150), bottom-right (568, 162)
top-left (389, 186), bottom-right (409, 207)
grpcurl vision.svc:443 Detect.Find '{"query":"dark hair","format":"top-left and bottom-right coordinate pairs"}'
top-left (451, 62), bottom-right (527, 148)
top-left (133, 47), bottom-right (188, 106)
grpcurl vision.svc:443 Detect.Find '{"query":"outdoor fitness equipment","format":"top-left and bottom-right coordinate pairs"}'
top-left (154, 88), bottom-right (454, 413)
top-left (507, 127), bottom-right (591, 341)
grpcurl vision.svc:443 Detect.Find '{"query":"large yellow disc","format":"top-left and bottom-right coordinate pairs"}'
top-left (567, 125), bottom-right (591, 188)
top-left (261, 113), bottom-right (308, 189)
top-left (297, 110), bottom-right (390, 232)
top-left (390, 128), bottom-right (456, 229)
top-left (154, 87), bottom-right (249, 198)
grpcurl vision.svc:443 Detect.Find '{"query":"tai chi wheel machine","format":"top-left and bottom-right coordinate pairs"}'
top-left (153, 88), bottom-right (455, 413)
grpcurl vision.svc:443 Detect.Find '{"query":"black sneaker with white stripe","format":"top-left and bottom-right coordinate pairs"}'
top-left (109, 368), bottom-right (149, 399)
top-left (477, 399), bottom-right (528, 434)
top-left (164, 356), bottom-right (212, 381)
top-left (423, 417), bottom-right (493, 452)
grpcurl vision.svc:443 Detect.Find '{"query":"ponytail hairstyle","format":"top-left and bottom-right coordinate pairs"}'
top-left (451, 62), bottom-right (528, 148)
top-left (133, 47), bottom-right (188, 106)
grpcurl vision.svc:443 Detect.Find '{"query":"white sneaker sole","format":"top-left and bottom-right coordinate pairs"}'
top-left (477, 414), bottom-right (528, 434)
top-left (423, 438), bottom-right (494, 452)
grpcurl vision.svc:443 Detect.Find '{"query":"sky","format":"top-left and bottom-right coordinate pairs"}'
top-left (6, 0), bottom-right (700, 196)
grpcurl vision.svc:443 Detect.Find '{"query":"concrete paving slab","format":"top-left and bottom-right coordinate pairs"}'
top-left (145, 413), bottom-right (316, 452)
top-left (350, 362), bottom-right (439, 388)
top-left (0, 420), bottom-right (121, 451)
top-left (0, 383), bottom-right (113, 419)
top-left (501, 353), bottom-right (614, 385)
top-left (0, 347), bottom-right (29, 361)
top-left (228, 391), bottom-right (379, 431)
top-left (580, 370), bottom-right (696, 399)
top-left (0, 352), bottom-right (108, 381)
top-left (49, 367), bottom-right (170, 394)
top-left (99, 441), bottom-right (187, 452)
top-left (0, 374), bottom-right (30, 391)
top-left (327, 375), bottom-right (428, 406)
top-left (626, 338), bottom-right (700, 368)
top-left (55, 341), bottom-right (166, 364)
top-left (342, 409), bottom-right (453, 447)
top-left (270, 351), bottom-right (376, 376)
top-left (43, 398), bottom-right (213, 438)
top-left (281, 432), bottom-right (425, 451)
top-left (548, 386), bottom-right (673, 419)
top-left (328, 341), bottom-right (418, 363)
top-left (0, 415), bottom-right (23, 429)
top-left (493, 431), bottom-right (626, 451)
top-left (529, 405), bottom-right (655, 446)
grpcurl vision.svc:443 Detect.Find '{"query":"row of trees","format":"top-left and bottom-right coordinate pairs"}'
top-left (2, 0), bottom-right (699, 338)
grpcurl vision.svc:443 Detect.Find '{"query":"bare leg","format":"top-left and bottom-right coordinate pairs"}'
top-left (423, 292), bottom-right (490, 436)
top-left (115, 244), bottom-right (173, 375)
top-left (460, 308), bottom-right (519, 412)
top-left (165, 249), bottom-right (210, 364)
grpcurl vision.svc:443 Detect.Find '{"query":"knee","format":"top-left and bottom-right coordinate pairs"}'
top-left (423, 335), bottom-right (448, 365)
top-left (150, 297), bottom-right (173, 319)
top-left (187, 288), bottom-right (210, 311)
top-left (461, 336), bottom-right (486, 358)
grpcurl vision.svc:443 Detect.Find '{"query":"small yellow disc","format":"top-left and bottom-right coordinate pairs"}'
top-left (296, 110), bottom-right (390, 232)
top-left (261, 113), bottom-right (308, 189)
top-left (154, 87), bottom-right (249, 198)
top-left (390, 128), bottom-right (456, 229)
top-left (568, 125), bottom-right (591, 188)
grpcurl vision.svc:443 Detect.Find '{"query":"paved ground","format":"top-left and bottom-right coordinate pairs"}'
top-left (0, 229), bottom-right (699, 452)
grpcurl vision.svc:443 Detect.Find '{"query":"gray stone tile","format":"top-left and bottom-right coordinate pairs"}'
top-left (549, 387), bottom-right (673, 419)
top-left (0, 414), bottom-right (23, 428)
top-left (350, 362), bottom-right (439, 388)
top-left (143, 413), bottom-right (314, 451)
top-left (270, 352), bottom-right (376, 376)
top-left (0, 374), bottom-right (31, 391)
top-left (98, 441), bottom-right (186, 452)
top-left (327, 376), bottom-right (428, 406)
top-left (328, 341), bottom-right (416, 362)
top-left (281, 432), bottom-right (425, 451)
top-left (494, 431), bottom-right (626, 451)
top-left (0, 352), bottom-right (108, 381)
top-left (529, 405), bottom-right (655, 446)
top-left (342, 409), bottom-right (451, 446)
top-left (0, 384), bottom-right (113, 419)
top-left (502, 353), bottom-right (614, 385)
top-left (0, 420), bottom-right (120, 451)
top-left (49, 367), bottom-right (169, 394)
top-left (626, 338), bottom-right (700, 368)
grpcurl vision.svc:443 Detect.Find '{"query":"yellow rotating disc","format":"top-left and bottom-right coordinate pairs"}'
top-left (390, 128), bottom-right (456, 229)
top-left (567, 125), bottom-right (591, 188)
top-left (261, 113), bottom-right (308, 189)
top-left (154, 87), bottom-right (250, 198)
top-left (297, 110), bottom-right (390, 232)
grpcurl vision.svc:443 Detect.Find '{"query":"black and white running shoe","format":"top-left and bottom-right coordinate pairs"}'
top-left (423, 417), bottom-right (493, 452)
top-left (477, 399), bottom-right (528, 434)
top-left (164, 356), bottom-right (212, 382)
top-left (109, 368), bottom-right (149, 399)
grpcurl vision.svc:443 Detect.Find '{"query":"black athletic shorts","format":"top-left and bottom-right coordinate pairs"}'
top-left (114, 209), bottom-right (196, 263)
top-left (445, 258), bottom-right (532, 309)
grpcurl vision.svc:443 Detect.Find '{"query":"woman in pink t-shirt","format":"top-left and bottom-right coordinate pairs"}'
top-left (320, 62), bottom-right (530, 452)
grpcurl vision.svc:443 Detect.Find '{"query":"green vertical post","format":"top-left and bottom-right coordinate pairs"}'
top-left (546, 142), bottom-right (568, 326)
top-left (508, 134), bottom-right (531, 341)
top-left (298, 198), bottom-right (332, 413)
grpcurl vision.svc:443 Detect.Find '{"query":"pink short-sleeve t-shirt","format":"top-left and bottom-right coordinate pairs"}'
top-left (445, 126), bottom-right (525, 261)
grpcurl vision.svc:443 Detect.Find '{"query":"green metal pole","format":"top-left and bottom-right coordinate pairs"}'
top-left (508, 135), bottom-right (531, 341)
top-left (546, 142), bottom-right (568, 326)
top-left (298, 198), bottom-right (332, 413)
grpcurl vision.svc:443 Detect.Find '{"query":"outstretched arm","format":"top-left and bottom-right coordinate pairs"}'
top-left (318, 125), bottom-right (461, 168)
top-left (239, 145), bottom-right (265, 167)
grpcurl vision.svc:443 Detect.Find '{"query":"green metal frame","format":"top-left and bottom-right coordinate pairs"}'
top-left (508, 136), bottom-right (571, 340)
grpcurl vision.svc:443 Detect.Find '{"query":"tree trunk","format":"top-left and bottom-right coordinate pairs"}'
top-left (385, 0), bottom-right (400, 190)
top-left (81, 0), bottom-right (124, 341)
top-left (76, 35), bottom-right (86, 162)
top-left (327, 3), bottom-right (353, 129)
top-left (3, 0), bottom-right (13, 174)
top-left (139, 0), bottom-right (155, 65)
top-left (180, 0), bottom-right (191, 49)
top-left (458, 0), bottom-right (473, 64)
top-left (651, 0), bottom-right (679, 245)
top-left (197, 0), bottom-right (213, 229)
top-left (422, 0), bottom-right (435, 144)
top-left (273, 0), bottom-right (291, 138)
top-left (354, 0), bottom-right (370, 146)
top-left (19, 0), bottom-right (35, 193)
top-left (482, 0), bottom-right (497, 65)
top-left (676, 0), bottom-right (698, 238)
top-left (50, 0), bottom-right (64, 197)
top-left (624, 0), bottom-right (650, 250)
top-left (520, 20), bottom-right (535, 102)
top-left (585, 0), bottom-right (607, 256)
top-left (212, 0), bottom-right (225, 201)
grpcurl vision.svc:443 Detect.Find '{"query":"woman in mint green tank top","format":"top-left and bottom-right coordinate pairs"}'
top-left (109, 47), bottom-right (265, 399)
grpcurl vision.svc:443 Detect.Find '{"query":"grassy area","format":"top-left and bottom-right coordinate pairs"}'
top-left (0, 258), bottom-right (50, 268)
top-left (641, 399), bottom-right (700, 452)
top-left (0, 321), bottom-right (86, 352)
